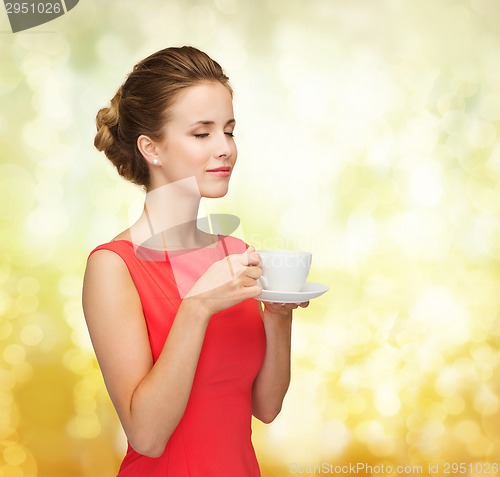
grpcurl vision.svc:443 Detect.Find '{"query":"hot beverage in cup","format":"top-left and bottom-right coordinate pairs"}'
top-left (257, 250), bottom-right (312, 292)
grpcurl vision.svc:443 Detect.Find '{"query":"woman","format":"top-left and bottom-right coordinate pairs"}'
top-left (82, 46), bottom-right (309, 476)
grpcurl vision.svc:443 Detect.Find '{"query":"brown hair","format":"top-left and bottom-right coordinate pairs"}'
top-left (94, 46), bottom-right (232, 188)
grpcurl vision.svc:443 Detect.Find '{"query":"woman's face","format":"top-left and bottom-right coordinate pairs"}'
top-left (153, 81), bottom-right (237, 198)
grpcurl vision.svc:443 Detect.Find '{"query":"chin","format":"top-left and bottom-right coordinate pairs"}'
top-left (203, 190), bottom-right (229, 199)
top-left (199, 183), bottom-right (230, 199)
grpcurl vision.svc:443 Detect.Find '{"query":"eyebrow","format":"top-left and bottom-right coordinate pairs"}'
top-left (190, 119), bottom-right (236, 127)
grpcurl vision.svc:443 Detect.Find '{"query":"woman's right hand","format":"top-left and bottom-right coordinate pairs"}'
top-left (184, 246), bottom-right (262, 315)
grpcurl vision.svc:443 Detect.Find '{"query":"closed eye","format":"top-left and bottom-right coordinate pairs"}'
top-left (194, 132), bottom-right (234, 138)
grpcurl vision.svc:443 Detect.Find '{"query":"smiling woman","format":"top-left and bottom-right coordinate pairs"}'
top-left (93, 46), bottom-right (233, 191)
top-left (82, 46), bottom-right (309, 477)
top-left (141, 81), bottom-right (237, 197)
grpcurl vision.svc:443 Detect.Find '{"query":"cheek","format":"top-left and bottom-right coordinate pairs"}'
top-left (178, 142), bottom-right (207, 165)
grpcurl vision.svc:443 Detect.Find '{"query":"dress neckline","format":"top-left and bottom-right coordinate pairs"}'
top-left (111, 234), bottom-right (224, 255)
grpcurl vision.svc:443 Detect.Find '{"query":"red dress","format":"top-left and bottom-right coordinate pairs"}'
top-left (89, 235), bottom-right (266, 476)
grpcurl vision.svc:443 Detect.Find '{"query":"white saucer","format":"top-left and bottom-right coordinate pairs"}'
top-left (256, 282), bottom-right (329, 303)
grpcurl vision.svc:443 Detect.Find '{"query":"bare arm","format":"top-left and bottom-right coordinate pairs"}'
top-left (251, 301), bottom-right (309, 423)
top-left (82, 247), bottom-right (261, 458)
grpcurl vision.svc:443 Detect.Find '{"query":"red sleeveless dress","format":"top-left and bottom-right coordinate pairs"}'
top-left (88, 235), bottom-right (266, 477)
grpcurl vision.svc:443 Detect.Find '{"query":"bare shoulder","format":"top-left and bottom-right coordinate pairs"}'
top-left (85, 246), bottom-right (128, 271)
top-left (84, 248), bottom-right (131, 292)
top-left (83, 247), bottom-right (141, 322)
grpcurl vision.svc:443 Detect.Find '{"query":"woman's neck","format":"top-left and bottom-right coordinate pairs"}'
top-left (128, 177), bottom-right (213, 250)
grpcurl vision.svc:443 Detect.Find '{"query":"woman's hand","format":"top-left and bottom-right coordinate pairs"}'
top-left (184, 246), bottom-right (262, 315)
top-left (262, 301), bottom-right (310, 316)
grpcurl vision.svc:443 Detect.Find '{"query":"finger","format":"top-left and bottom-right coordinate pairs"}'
top-left (248, 254), bottom-right (261, 267)
top-left (239, 274), bottom-right (261, 288)
top-left (245, 247), bottom-right (261, 267)
top-left (241, 284), bottom-right (262, 298)
top-left (267, 302), bottom-right (289, 308)
top-left (264, 302), bottom-right (293, 313)
top-left (235, 247), bottom-right (251, 267)
top-left (243, 265), bottom-right (262, 280)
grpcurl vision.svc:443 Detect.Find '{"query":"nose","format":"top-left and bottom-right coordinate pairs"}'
top-left (216, 132), bottom-right (234, 159)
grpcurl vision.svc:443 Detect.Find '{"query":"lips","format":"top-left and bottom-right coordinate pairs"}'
top-left (206, 166), bottom-right (231, 172)
top-left (206, 166), bottom-right (232, 177)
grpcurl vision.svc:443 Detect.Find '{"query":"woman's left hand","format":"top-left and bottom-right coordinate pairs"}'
top-left (263, 301), bottom-right (309, 316)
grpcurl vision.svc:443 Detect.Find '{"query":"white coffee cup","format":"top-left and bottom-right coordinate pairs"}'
top-left (257, 250), bottom-right (312, 292)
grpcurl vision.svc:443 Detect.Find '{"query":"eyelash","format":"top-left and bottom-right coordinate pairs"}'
top-left (194, 132), bottom-right (235, 138)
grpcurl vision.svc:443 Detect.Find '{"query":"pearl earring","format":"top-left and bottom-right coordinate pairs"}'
top-left (152, 158), bottom-right (159, 166)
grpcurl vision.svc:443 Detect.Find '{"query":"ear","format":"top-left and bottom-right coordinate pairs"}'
top-left (137, 135), bottom-right (161, 166)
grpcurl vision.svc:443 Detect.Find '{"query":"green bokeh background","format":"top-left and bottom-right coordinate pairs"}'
top-left (1, 0), bottom-right (500, 476)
